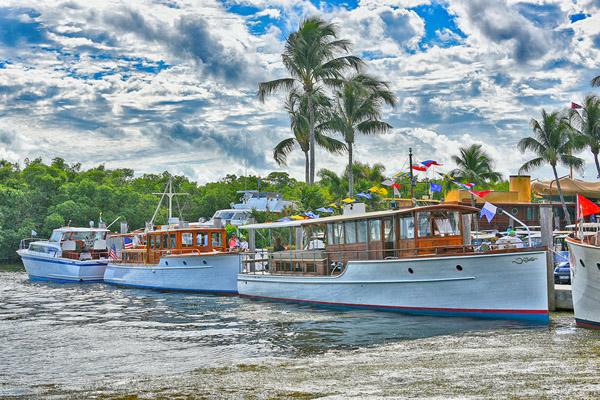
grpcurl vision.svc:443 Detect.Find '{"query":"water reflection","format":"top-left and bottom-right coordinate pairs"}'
top-left (1, 263), bottom-right (545, 396)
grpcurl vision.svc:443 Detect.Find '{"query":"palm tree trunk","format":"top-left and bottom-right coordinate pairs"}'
top-left (304, 151), bottom-right (310, 184)
top-left (348, 142), bottom-right (354, 196)
top-left (552, 165), bottom-right (571, 226)
top-left (593, 150), bottom-right (600, 179)
top-left (307, 92), bottom-right (316, 185)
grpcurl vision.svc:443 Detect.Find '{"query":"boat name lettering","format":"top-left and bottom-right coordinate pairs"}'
top-left (512, 257), bottom-right (537, 264)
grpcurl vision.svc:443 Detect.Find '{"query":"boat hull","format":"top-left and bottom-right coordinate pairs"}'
top-left (17, 250), bottom-right (107, 283)
top-left (104, 253), bottom-right (241, 294)
top-left (238, 250), bottom-right (549, 323)
top-left (566, 239), bottom-right (600, 329)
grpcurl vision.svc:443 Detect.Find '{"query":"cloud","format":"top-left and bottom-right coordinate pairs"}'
top-left (0, 7), bottom-right (48, 48)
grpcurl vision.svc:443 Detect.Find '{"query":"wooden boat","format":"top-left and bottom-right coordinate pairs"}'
top-left (565, 236), bottom-right (600, 329)
top-left (238, 204), bottom-right (549, 323)
top-left (103, 226), bottom-right (241, 294)
top-left (17, 227), bottom-right (109, 282)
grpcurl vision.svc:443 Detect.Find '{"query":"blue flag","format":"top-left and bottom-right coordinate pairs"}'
top-left (355, 192), bottom-right (372, 200)
top-left (430, 183), bottom-right (442, 193)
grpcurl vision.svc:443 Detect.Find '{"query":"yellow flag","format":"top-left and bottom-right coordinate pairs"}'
top-left (342, 197), bottom-right (355, 204)
top-left (290, 215), bottom-right (305, 220)
top-left (377, 187), bottom-right (388, 196)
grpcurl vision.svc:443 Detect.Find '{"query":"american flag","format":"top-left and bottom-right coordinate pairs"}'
top-left (109, 244), bottom-right (118, 260)
top-left (123, 237), bottom-right (134, 249)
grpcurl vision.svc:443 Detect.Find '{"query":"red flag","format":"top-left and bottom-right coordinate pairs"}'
top-left (391, 182), bottom-right (401, 189)
top-left (576, 194), bottom-right (600, 219)
top-left (470, 190), bottom-right (493, 198)
top-left (571, 102), bottom-right (582, 110)
top-left (412, 165), bottom-right (427, 171)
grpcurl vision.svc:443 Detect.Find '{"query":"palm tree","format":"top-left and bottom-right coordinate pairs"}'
top-left (273, 91), bottom-right (346, 183)
top-left (569, 95), bottom-right (600, 178)
top-left (592, 74), bottom-right (600, 87)
top-left (258, 17), bottom-right (362, 184)
top-left (450, 144), bottom-right (502, 186)
top-left (518, 110), bottom-right (584, 225)
top-left (317, 168), bottom-right (347, 200)
top-left (326, 74), bottom-right (397, 195)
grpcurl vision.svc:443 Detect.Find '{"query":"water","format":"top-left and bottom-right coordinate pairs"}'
top-left (1, 262), bottom-right (598, 399)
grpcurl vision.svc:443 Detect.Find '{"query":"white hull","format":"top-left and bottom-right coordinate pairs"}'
top-left (238, 250), bottom-right (549, 323)
top-left (566, 239), bottom-right (600, 329)
top-left (17, 250), bottom-right (107, 282)
top-left (104, 253), bottom-right (241, 294)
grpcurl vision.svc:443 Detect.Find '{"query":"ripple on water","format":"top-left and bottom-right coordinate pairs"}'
top-left (1, 264), bottom-right (598, 399)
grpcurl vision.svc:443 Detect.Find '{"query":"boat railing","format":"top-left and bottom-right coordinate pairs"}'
top-left (240, 244), bottom-right (547, 276)
top-left (19, 238), bottom-right (49, 251)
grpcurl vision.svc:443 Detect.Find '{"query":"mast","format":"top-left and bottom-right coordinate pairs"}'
top-left (409, 147), bottom-right (415, 203)
top-left (149, 175), bottom-right (189, 227)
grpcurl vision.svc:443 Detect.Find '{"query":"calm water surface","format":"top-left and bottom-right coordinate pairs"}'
top-left (1, 262), bottom-right (598, 399)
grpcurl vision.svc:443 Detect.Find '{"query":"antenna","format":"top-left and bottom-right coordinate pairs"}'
top-left (149, 175), bottom-right (189, 226)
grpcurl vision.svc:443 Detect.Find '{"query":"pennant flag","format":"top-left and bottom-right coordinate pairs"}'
top-left (303, 212), bottom-right (320, 219)
top-left (470, 190), bottom-right (493, 198)
top-left (391, 182), bottom-right (401, 189)
top-left (316, 207), bottom-right (334, 213)
top-left (576, 194), bottom-right (600, 219)
top-left (463, 183), bottom-right (476, 189)
top-left (277, 217), bottom-right (292, 222)
top-left (290, 215), bottom-right (306, 220)
top-left (412, 165), bottom-right (428, 171)
top-left (381, 178), bottom-right (394, 186)
top-left (571, 102), bottom-right (582, 110)
top-left (480, 202), bottom-right (498, 223)
top-left (393, 186), bottom-right (401, 198)
top-left (355, 192), bottom-right (372, 200)
top-left (421, 160), bottom-right (443, 167)
top-left (394, 171), bottom-right (410, 178)
top-left (328, 203), bottom-right (339, 209)
top-left (342, 197), bottom-right (355, 204)
top-left (31, 229), bottom-right (38, 237)
top-left (377, 187), bottom-right (388, 196)
top-left (430, 183), bottom-right (442, 193)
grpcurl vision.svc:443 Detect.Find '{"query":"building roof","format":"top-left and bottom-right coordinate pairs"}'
top-left (531, 176), bottom-right (600, 198)
top-left (239, 204), bottom-right (479, 230)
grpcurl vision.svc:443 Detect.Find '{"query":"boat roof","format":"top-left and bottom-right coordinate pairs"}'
top-left (54, 227), bottom-right (109, 233)
top-left (240, 204), bottom-right (479, 230)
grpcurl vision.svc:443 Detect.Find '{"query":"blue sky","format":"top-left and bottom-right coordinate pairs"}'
top-left (1, 0), bottom-right (600, 182)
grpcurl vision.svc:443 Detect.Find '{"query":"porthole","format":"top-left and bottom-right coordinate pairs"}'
top-left (456, 265), bottom-right (463, 271)
top-left (165, 261), bottom-right (169, 266)
top-left (183, 261), bottom-right (187, 265)
top-left (579, 259), bottom-right (585, 268)
top-left (596, 263), bottom-right (600, 271)
top-left (203, 260), bottom-right (207, 265)
top-left (408, 268), bottom-right (414, 274)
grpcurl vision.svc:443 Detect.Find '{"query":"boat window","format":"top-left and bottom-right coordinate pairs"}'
top-left (357, 220), bottom-right (368, 243)
top-left (161, 234), bottom-right (168, 248)
top-left (327, 224), bottom-right (334, 245)
top-left (384, 218), bottom-right (395, 241)
top-left (399, 216), bottom-right (415, 239)
top-left (196, 232), bottom-right (208, 247)
top-left (369, 219), bottom-right (381, 242)
top-left (169, 234), bottom-right (176, 248)
top-left (218, 211), bottom-right (235, 220)
top-left (149, 236), bottom-right (155, 249)
top-left (417, 212), bottom-right (431, 237)
top-left (333, 223), bottom-right (345, 245)
top-left (49, 231), bottom-right (63, 242)
top-left (432, 211), bottom-right (460, 236)
top-left (211, 232), bottom-right (223, 247)
top-left (94, 231), bottom-right (106, 240)
top-left (344, 221), bottom-right (357, 244)
top-left (181, 233), bottom-right (193, 247)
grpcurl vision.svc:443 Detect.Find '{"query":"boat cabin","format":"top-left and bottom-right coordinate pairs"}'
top-left (241, 204), bottom-right (481, 276)
top-left (24, 227), bottom-right (109, 260)
top-left (118, 227), bottom-right (229, 264)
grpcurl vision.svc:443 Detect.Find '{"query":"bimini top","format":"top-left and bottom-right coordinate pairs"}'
top-left (239, 204), bottom-right (479, 231)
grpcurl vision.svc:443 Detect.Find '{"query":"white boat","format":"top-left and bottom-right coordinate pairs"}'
top-left (103, 177), bottom-right (241, 293)
top-left (238, 204), bottom-right (549, 323)
top-left (565, 237), bottom-right (600, 329)
top-left (17, 227), bottom-right (109, 282)
top-left (103, 226), bottom-right (241, 293)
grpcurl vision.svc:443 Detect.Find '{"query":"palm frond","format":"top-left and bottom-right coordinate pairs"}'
top-left (592, 74), bottom-right (600, 87)
top-left (519, 157), bottom-right (545, 174)
top-left (258, 78), bottom-right (297, 102)
top-left (273, 138), bottom-right (297, 166)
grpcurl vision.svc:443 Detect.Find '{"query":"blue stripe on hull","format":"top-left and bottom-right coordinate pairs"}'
top-left (240, 295), bottom-right (550, 324)
top-left (21, 254), bottom-right (106, 267)
top-left (104, 280), bottom-right (238, 295)
top-left (29, 275), bottom-right (104, 283)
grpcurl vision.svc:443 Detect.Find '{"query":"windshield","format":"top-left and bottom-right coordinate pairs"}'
top-left (216, 211), bottom-right (235, 220)
top-left (49, 231), bottom-right (63, 242)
